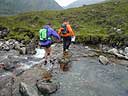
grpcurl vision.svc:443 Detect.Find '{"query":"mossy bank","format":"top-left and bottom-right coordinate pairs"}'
top-left (0, 0), bottom-right (128, 47)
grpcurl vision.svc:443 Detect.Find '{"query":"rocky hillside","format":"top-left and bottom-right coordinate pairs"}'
top-left (0, 0), bottom-right (128, 48)
top-left (66, 0), bottom-right (106, 8)
top-left (0, 0), bottom-right (63, 15)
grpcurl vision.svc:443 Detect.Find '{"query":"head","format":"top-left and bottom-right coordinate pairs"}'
top-left (46, 22), bottom-right (53, 28)
top-left (63, 18), bottom-right (69, 24)
top-left (42, 22), bottom-right (52, 29)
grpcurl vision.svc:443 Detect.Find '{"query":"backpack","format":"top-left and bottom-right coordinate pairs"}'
top-left (61, 24), bottom-right (68, 34)
top-left (39, 28), bottom-right (51, 41)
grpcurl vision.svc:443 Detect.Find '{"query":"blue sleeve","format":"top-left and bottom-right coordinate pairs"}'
top-left (50, 28), bottom-right (60, 40)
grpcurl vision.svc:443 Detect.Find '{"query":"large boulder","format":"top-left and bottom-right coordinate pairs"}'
top-left (0, 74), bottom-right (14, 96)
top-left (1, 55), bottom-right (19, 71)
top-left (108, 48), bottom-right (118, 55)
top-left (36, 80), bottom-right (59, 94)
top-left (124, 47), bottom-right (128, 54)
top-left (1, 43), bottom-right (10, 51)
top-left (0, 25), bottom-right (9, 38)
top-left (26, 39), bottom-right (36, 55)
top-left (2, 60), bottom-right (17, 71)
top-left (108, 48), bottom-right (128, 60)
top-left (99, 55), bottom-right (109, 65)
top-left (19, 82), bottom-right (39, 96)
top-left (58, 57), bottom-right (70, 64)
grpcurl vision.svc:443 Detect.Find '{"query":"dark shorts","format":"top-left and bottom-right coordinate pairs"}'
top-left (40, 44), bottom-right (51, 48)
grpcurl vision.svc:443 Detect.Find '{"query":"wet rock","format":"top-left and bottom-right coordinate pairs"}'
top-left (0, 25), bottom-right (9, 38)
top-left (14, 42), bottom-right (27, 55)
top-left (0, 66), bottom-right (5, 74)
top-left (58, 57), bottom-right (70, 64)
top-left (84, 46), bottom-right (91, 50)
top-left (0, 74), bottom-right (14, 96)
top-left (42, 70), bottom-right (52, 81)
top-left (99, 55), bottom-right (109, 65)
top-left (108, 48), bottom-right (118, 54)
top-left (108, 48), bottom-right (128, 60)
top-left (19, 47), bottom-right (26, 55)
top-left (119, 49), bottom-right (124, 55)
top-left (1, 55), bottom-right (19, 71)
top-left (6, 39), bottom-right (16, 49)
top-left (3, 61), bottom-right (16, 71)
top-left (14, 41), bottom-right (21, 50)
top-left (13, 68), bottom-right (25, 76)
top-left (19, 82), bottom-right (39, 96)
top-left (26, 39), bottom-right (36, 55)
top-left (88, 51), bottom-right (99, 57)
top-left (1, 43), bottom-right (10, 51)
top-left (124, 47), bottom-right (128, 54)
top-left (36, 80), bottom-right (59, 94)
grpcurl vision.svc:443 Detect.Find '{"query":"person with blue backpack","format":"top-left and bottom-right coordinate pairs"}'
top-left (39, 23), bottom-right (60, 65)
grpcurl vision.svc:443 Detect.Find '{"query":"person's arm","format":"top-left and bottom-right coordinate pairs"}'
top-left (67, 24), bottom-right (75, 36)
top-left (51, 28), bottom-right (61, 40)
top-left (58, 28), bottom-right (62, 36)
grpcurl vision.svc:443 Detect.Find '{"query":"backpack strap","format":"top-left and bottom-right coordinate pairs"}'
top-left (46, 28), bottom-right (51, 40)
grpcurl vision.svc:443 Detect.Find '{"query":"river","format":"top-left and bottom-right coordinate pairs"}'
top-left (0, 44), bottom-right (128, 96)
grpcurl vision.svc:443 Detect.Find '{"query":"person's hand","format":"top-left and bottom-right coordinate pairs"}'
top-left (56, 39), bottom-right (61, 43)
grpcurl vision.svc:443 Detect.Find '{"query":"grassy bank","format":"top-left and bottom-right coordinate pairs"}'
top-left (0, 0), bottom-right (128, 47)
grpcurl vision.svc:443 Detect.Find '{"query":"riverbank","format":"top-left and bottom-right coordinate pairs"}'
top-left (0, 43), bottom-right (128, 96)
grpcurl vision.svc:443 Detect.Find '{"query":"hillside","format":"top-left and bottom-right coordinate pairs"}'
top-left (0, 0), bottom-right (63, 15)
top-left (66, 0), bottom-right (106, 8)
top-left (0, 0), bottom-right (128, 47)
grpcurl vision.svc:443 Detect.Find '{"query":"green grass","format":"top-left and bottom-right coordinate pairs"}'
top-left (0, 0), bottom-right (128, 47)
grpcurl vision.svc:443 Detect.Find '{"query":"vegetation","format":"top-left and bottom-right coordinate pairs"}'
top-left (0, 0), bottom-right (128, 47)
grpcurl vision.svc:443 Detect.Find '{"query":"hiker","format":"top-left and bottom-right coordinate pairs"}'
top-left (39, 23), bottom-right (60, 65)
top-left (58, 19), bottom-right (75, 54)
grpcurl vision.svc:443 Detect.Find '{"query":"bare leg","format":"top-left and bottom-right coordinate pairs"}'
top-left (44, 47), bottom-right (52, 65)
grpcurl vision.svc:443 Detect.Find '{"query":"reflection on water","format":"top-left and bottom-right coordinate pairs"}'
top-left (52, 57), bottom-right (128, 96)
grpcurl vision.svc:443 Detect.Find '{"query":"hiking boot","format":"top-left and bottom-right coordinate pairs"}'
top-left (65, 49), bottom-right (69, 52)
top-left (50, 59), bottom-right (55, 65)
top-left (44, 60), bottom-right (47, 65)
top-left (50, 59), bottom-right (52, 63)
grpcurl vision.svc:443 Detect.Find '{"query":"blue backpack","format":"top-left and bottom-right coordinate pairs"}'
top-left (61, 24), bottom-right (67, 34)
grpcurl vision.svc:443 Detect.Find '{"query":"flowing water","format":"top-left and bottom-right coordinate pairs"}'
top-left (0, 44), bottom-right (128, 96)
top-left (51, 44), bottom-right (128, 96)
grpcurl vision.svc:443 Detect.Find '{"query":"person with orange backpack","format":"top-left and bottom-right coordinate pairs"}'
top-left (58, 19), bottom-right (75, 54)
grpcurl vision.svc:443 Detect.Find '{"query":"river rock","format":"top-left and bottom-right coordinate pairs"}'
top-left (19, 82), bottom-right (39, 96)
top-left (2, 60), bottom-right (16, 71)
top-left (14, 41), bottom-right (21, 50)
top-left (6, 39), bottom-right (16, 49)
top-left (99, 55), bottom-right (109, 65)
top-left (19, 47), bottom-right (26, 55)
top-left (124, 47), bottom-right (128, 54)
top-left (1, 55), bottom-right (19, 71)
top-left (108, 48), bottom-right (118, 54)
top-left (36, 80), bottom-right (59, 94)
top-left (0, 26), bottom-right (9, 38)
top-left (1, 43), bottom-right (10, 51)
top-left (58, 58), bottom-right (70, 64)
top-left (107, 48), bottom-right (128, 60)
top-left (26, 39), bottom-right (36, 55)
top-left (0, 74), bottom-right (14, 96)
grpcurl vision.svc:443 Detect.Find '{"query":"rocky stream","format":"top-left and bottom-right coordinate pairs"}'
top-left (0, 39), bottom-right (128, 96)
